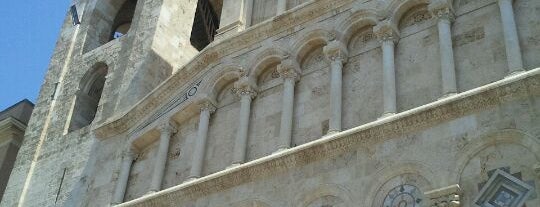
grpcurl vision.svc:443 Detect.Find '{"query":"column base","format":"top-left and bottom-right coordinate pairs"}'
top-left (506, 69), bottom-right (526, 78)
top-left (273, 147), bottom-right (289, 154)
top-left (438, 92), bottom-right (457, 100)
top-left (185, 176), bottom-right (199, 182)
top-left (326, 130), bottom-right (340, 136)
top-left (146, 190), bottom-right (157, 195)
top-left (227, 163), bottom-right (242, 169)
top-left (379, 112), bottom-right (396, 119)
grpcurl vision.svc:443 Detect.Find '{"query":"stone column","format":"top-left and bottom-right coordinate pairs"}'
top-left (425, 184), bottom-right (462, 207)
top-left (429, 0), bottom-right (458, 96)
top-left (232, 77), bottom-right (257, 165)
top-left (323, 40), bottom-right (348, 134)
top-left (277, 0), bottom-right (287, 15)
top-left (112, 150), bottom-right (136, 205)
top-left (188, 98), bottom-right (216, 179)
top-left (375, 22), bottom-right (399, 117)
top-left (149, 121), bottom-right (176, 193)
top-left (276, 58), bottom-right (300, 151)
top-left (497, 0), bottom-right (524, 74)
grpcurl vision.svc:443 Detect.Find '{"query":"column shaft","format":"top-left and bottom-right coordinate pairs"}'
top-left (149, 126), bottom-right (173, 192)
top-left (278, 78), bottom-right (295, 149)
top-left (328, 60), bottom-right (343, 134)
top-left (189, 109), bottom-right (212, 179)
top-left (112, 152), bottom-right (134, 205)
top-left (277, 0), bottom-right (287, 15)
top-left (382, 40), bottom-right (397, 115)
top-left (233, 94), bottom-right (252, 164)
top-left (498, 0), bottom-right (524, 73)
top-left (437, 18), bottom-right (458, 95)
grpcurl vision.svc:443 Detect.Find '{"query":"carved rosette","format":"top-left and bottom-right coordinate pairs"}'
top-left (374, 20), bottom-right (400, 43)
top-left (428, 0), bottom-right (455, 22)
top-left (323, 40), bottom-right (348, 65)
top-left (233, 77), bottom-right (257, 99)
top-left (425, 184), bottom-right (462, 207)
top-left (277, 57), bottom-right (301, 80)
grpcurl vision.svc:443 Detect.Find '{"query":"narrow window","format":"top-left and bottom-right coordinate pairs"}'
top-left (70, 5), bottom-right (80, 26)
top-left (190, 0), bottom-right (222, 51)
top-left (68, 64), bottom-right (108, 132)
top-left (110, 0), bottom-right (138, 40)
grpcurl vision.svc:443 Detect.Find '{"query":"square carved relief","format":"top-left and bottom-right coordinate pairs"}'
top-left (474, 169), bottom-right (533, 207)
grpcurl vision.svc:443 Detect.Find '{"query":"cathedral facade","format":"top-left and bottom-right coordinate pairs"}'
top-left (2, 0), bottom-right (540, 206)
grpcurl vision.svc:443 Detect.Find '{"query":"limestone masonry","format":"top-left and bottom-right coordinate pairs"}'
top-left (1, 0), bottom-right (539, 206)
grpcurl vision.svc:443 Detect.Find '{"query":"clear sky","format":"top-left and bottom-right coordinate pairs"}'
top-left (0, 1), bottom-right (70, 110)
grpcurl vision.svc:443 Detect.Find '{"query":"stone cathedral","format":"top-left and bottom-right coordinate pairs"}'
top-left (1, 0), bottom-right (540, 206)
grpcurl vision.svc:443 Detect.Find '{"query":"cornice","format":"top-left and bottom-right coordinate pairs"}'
top-left (94, 0), bottom-right (355, 139)
top-left (116, 69), bottom-right (540, 206)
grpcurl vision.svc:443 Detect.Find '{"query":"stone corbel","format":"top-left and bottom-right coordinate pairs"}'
top-left (374, 20), bottom-right (400, 43)
top-left (277, 57), bottom-right (301, 81)
top-left (428, 0), bottom-right (455, 22)
top-left (425, 184), bottom-right (462, 207)
top-left (323, 40), bottom-right (349, 65)
top-left (233, 77), bottom-right (258, 99)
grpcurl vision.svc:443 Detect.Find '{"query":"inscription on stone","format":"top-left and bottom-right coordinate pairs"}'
top-left (453, 27), bottom-right (485, 47)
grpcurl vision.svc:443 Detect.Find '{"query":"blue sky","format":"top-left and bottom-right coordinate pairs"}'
top-left (0, 1), bottom-right (70, 110)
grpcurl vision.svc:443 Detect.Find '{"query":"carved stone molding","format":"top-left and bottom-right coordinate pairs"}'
top-left (122, 149), bottom-right (137, 161)
top-left (425, 184), bottom-right (462, 207)
top-left (374, 20), bottom-right (400, 43)
top-left (428, 0), bottom-right (455, 22)
top-left (323, 40), bottom-right (349, 64)
top-left (277, 57), bottom-right (301, 80)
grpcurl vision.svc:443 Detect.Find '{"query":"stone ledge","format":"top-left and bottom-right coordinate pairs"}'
top-left (116, 69), bottom-right (540, 206)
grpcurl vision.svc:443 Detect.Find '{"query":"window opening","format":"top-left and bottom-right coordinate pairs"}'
top-left (190, 0), bottom-right (222, 51)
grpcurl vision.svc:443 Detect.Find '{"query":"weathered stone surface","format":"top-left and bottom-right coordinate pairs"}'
top-left (2, 0), bottom-right (540, 206)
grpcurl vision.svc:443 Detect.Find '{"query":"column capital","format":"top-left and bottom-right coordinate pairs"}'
top-left (233, 77), bottom-right (257, 99)
top-left (429, 0), bottom-right (455, 22)
top-left (374, 20), bottom-right (400, 43)
top-left (277, 57), bottom-right (301, 80)
top-left (425, 184), bottom-right (462, 207)
top-left (198, 99), bottom-right (217, 114)
top-left (158, 120), bottom-right (177, 135)
top-left (323, 40), bottom-right (349, 64)
top-left (122, 149), bottom-right (137, 161)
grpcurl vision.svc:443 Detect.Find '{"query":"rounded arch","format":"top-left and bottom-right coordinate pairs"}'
top-left (291, 28), bottom-right (335, 66)
top-left (453, 129), bottom-right (540, 184)
top-left (364, 161), bottom-right (436, 207)
top-left (293, 184), bottom-right (353, 207)
top-left (385, 0), bottom-right (430, 28)
top-left (201, 64), bottom-right (243, 101)
top-left (247, 47), bottom-right (289, 81)
top-left (69, 62), bottom-right (109, 132)
top-left (336, 9), bottom-right (379, 46)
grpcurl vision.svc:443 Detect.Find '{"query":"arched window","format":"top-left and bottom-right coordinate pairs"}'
top-left (68, 63), bottom-right (108, 132)
top-left (190, 0), bottom-right (222, 51)
top-left (110, 0), bottom-right (138, 40)
top-left (83, 0), bottom-right (138, 52)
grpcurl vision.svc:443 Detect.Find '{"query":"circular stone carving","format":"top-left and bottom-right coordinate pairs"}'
top-left (382, 184), bottom-right (422, 207)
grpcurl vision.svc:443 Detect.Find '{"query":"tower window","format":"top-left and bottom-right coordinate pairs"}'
top-left (68, 64), bottom-right (108, 132)
top-left (190, 0), bottom-right (222, 51)
top-left (110, 0), bottom-right (137, 40)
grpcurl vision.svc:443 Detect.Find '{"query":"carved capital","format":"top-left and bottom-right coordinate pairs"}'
top-left (425, 184), bottom-right (462, 207)
top-left (199, 100), bottom-right (217, 114)
top-left (122, 149), bottom-right (137, 161)
top-left (374, 20), bottom-right (400, 43)
top-left (323, 40), bottom-right (349, 64)
top-left (429, 0), bottom-right (455, 22)
top-left (277, 58), bottom-right (301, 80)
top-left (158, 120), bottom-right (177, 134)
top-left (233, 77), bottom-right (257, 99)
